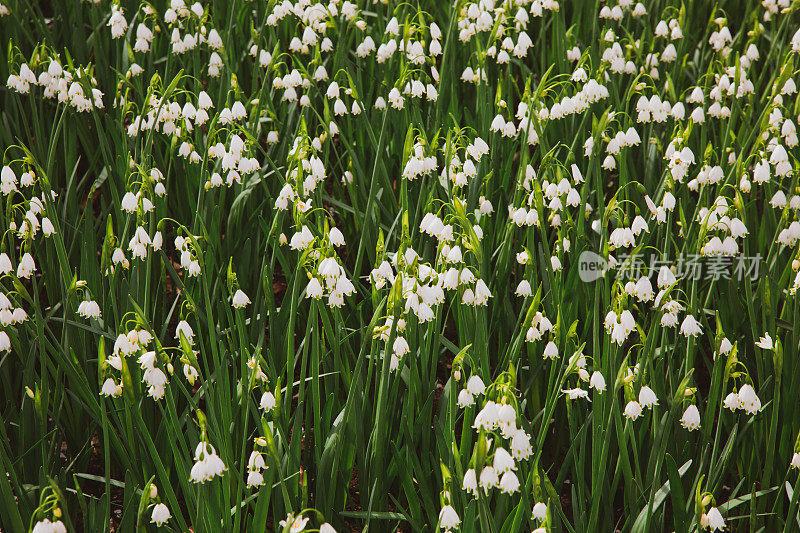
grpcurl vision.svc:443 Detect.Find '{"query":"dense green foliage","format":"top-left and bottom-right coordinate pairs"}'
top-left (2, 0), bottom-right (800, 531)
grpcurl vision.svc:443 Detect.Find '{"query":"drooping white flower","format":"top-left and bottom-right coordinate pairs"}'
top-left (175, 320), bottom-right (194, 344)
top-left (515, 280), bottom-right (532, 297)
top-left (755, 332), bottom-right (773, 350)
top-left (466, 375), bottom-right (486, 396)
top-left (722, 392), bottom-right (739, 411)
top-left (462, 468), bottom-right (478, 495)
top-left (393, 336), bottom-right (410, 357)
top-left (100, 378), bottom-right (122, 397)
top-left (32, 519), bottom-right (67, 533)
top-left (563, 387), bottom-right (589, 400)
top-left (510, 429), bottom-right (532, 460)
top-left (247, 470), bottom-right (264, 487)
top-left (737, 384), bottom-right (761, 414)
top-left (439, 505), bottom-right (460, 531)
top-left (543, 341), bottom-right (559, 359)
top-left (151, 503), bottom-right (171, 526)
top-left (329, 227), bottom-right (345, 246)
top-left (260, 391), bottom-right (276, 411)
top-left (457, 389), bottom-right (474, 408)
top-left (638, 386), bottom-right (658, 409)
top-left (17, 253), bottom-right (36, 278)
top-left (680, 405), bottom-right (701, 431)
top-left (493, 447), bottom-right (516, 473)
top-left (0, 253), bottom-right (11, 274)
top-left (624, 400), bottom-right (643, 421)
top-left (590, 371), bottom-right (606, 392)
top-left (478, 465), bottom-right (499, 492)
top-left (473, 401), bottom-right (500, 430)
top-left (532, 502), bottom-right (547, 520)
top-left (78, 300), bottom-right (102, 319)
top-left (279, 513), bottom-right (309, 533)
top-left (499, 471), bottom-right (520, 494)
top-left (232, 289), bottom-right (251, 308)
top-left (703, 507), bottom-right (725, 531)
top-left (190, 441), bottom-right (227, 483)
top-left (791, 452), bottom-right (800, 469)
top-left (680, 315), bottom-right (702, 337)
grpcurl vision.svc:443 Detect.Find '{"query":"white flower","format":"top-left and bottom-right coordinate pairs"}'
top-left (144, 368), bottom-right (168, 399)
top-left (515, 280), bottom-right (532, 297)
top-left (17, 253), bottom-right (36, 278)
top-left (479, 465), bottom-right (499, 491)
top-left (151, 503), bottom-right (171, 526)
top-left (329, 227), bottom-right (345, 246)
top-left (41, 217), bottom-right (55, 236)
top-left (703, 507), bottom-right (725, 531)
top-left (207, 29), bottom-right (223, 49)
top-left (108, 6), bottom-right (128, 38)
top-left (113, 333), bottom-right (136, 356)
top-left (175, 320), bottom-right (194, 344)
top-left (121, 191), bottom-right (138, 213)
top-left (100, 378), bottom-right (121, 397)
top-left (393, 336), bottom-right (410, 356)
top-left (247, 470), bottom-right (264, 487)
top-left (280, 514), bottom-right (309, 533)
top-left (638, 386), bottom-right (658, 408)
top-left (791, 452), bottom-right (800, 469)
top-left (306, 278), bottom-right (324, 299)
top-left (33, 520), bottom-right (65, 533)
top-left (78, 300), bottom-right (101, 319)
top-left (462, 468), bottom-right (478, 495)
top-left (634, 276), bottom-right (653, 301)
top-left (563, 387), bottom-right (589, 400)
top-left (181, 363), bottom-right (199, 385)
top-left (532, 502), bottom-right (547, 520)
top-left (493, 447), bottom-right (516, 472)
top-left (0, 253), bottom-right (11, 274)
top-left (438, 505), bottom-right (460, 531)
top-left (499, 471), bottom-right (520, 494)
top-left (290, 226), bottom-right (315, 250)
top-left (719, 338), bottom-right (733, 354)
top-left (590, 371), bottom-right (606, 392)
top-left (190, 442), bottom-right (227, 483)
top-left (260, 391), bottom-right (276, 411)
top-left (680, 405), bottom-right (701, 431)
top-left (680, 315), bottom-right (702, 337)
top-left (722, 392), bottom-right (739, 411)
top-left (246, 450), bottom-right (266, 471)
top-left (232, 289), bottom-right (251, 309)
top-left (755, 332), bottom-right (773, 350)
top-left (737, 384), bottom-right (761, 414)
top-left (543, 341), bottom-right (558, 359)
top-left (510, 429), bottom-right (532, 460)
top-left (457, 389), bottom-right (474, 408)
top-left (473, 401), bottom-right (500, 430)
top-left (473, 279), bottom-right (492, 305)
top-left (466, 375), bottom-right (485, 396)
top-left (624, 400), bottom-right (643, 421)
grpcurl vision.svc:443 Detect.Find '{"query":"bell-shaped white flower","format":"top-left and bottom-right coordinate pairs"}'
top-left (232, 289), bottom-right (251, 308)
top-left (680, 405), bottom-right (701, 431)
top-left (624, 400), bottom-right (643, 421)
top-left (151, 503), bottom-right (171, 526)
top-left (438, 505), bottom-right (460, 531)
top-left (638, 386), bottom-right (658, 408)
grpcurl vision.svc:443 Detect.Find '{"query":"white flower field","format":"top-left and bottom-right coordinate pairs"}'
top-left (1, 0), bottom-right (800, 531)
